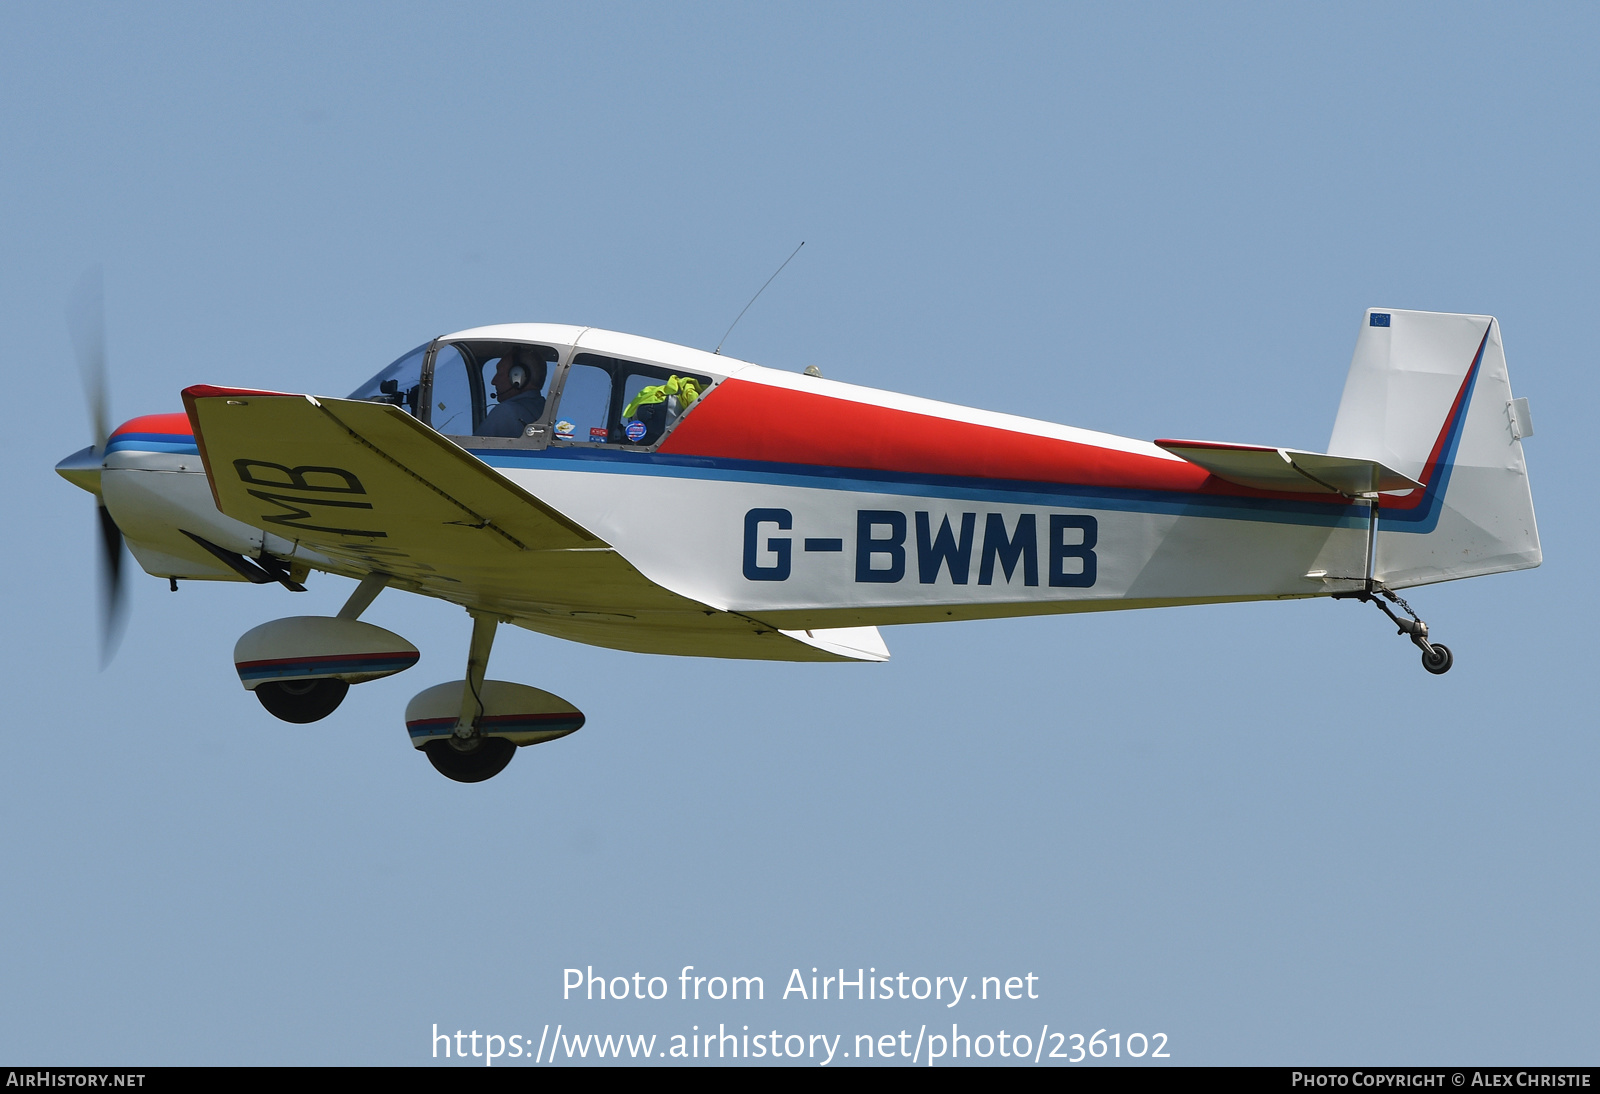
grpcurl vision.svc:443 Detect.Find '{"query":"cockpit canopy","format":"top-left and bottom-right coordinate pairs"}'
top-left (348, 329), bottom-right (721, 449)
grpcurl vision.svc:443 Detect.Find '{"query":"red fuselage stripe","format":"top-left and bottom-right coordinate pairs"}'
top-left (659, 380), bottom-right (1327, 500)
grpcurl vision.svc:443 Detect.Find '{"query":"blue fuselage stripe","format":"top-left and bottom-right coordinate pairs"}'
top-left (465, 447), bottom-right (1388, 529)
top-left (106, 434), bottom-right (199, 456)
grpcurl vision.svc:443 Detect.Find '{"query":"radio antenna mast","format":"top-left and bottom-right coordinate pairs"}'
top-left (714, 241), bottom-right (805, 355)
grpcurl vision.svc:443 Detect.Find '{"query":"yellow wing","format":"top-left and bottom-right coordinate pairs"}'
top-left (182, 385), bottom-right (882, 662)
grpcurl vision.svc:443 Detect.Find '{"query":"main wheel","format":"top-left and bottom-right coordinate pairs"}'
top-left (423, 737), bottom-right (516, 783)
top-left (1421, 643), bottom-right (1453, 675)
top-left (254, 678), bottom-right (350, 723)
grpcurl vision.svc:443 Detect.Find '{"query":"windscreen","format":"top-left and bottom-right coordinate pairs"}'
top-left (348, 342), bottom-right (428, 416)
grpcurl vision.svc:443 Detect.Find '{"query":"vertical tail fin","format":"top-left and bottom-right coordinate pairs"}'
top-left (1328, 308), bottom-right (1540, 588)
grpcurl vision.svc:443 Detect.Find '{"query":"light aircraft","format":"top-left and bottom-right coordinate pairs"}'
top-left (57, 307), bottom-right (1539, 782)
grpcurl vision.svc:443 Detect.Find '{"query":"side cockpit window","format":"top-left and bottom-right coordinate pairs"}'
top-left (425, 340), bottom-right (560, 438)
top-left (428, 344), bottom-right (476, 434)
top-left (551, 361), bottom-right (612, 444)
top-left (620, 369), bottom-right (704, 445)
top-left (550, 353), bottom-right (711, 448)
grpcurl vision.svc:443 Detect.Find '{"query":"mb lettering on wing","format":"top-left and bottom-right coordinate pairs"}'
top-left (234, 458), bottom-right (386, 539)
top-left (744, 507), bottom-right (1097, 587)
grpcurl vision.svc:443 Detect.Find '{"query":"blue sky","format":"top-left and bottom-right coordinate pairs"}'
top-left (1, 2), bottom-right (1595, 1065)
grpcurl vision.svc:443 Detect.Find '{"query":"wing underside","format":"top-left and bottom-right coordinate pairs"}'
top-left (182, 386), bottom-right (885, 662)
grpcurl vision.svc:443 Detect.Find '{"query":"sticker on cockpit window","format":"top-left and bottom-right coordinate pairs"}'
top-left (555, 420), bottom-right (575, 435)
top-left (625, 420), bottom-right (647, 442)
top-left (589, 427), bottom-right (609, 443)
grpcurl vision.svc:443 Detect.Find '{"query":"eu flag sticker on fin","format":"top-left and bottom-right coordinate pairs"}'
top-left (1370, 312), bottom-right (1391, 327)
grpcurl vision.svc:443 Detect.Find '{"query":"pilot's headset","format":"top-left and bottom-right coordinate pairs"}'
top-left (499, 349), bottom-right (542, 398)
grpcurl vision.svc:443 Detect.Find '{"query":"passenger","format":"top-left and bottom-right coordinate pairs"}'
top-left (476, 349), bottom-right (548, 437)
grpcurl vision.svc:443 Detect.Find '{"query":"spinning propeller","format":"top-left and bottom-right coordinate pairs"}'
top-left (67, 267), bottom-right (129, 666)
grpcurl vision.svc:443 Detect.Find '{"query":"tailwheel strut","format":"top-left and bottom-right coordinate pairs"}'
top-left (1335, 588), bottom-right (1453, 675)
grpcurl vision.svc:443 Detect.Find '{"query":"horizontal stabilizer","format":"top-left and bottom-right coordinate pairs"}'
top-left (1155, 439), bottom-right (1422, 496)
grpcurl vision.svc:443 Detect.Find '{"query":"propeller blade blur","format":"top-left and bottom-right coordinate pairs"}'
top-left (68, 265), bottom-right (108, 450)
top-left (97, 500), bottom-right (128, 667)
top-left (71, 267), bottom-right (126, 664)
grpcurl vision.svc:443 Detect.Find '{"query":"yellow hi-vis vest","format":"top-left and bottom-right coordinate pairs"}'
top-left (623, 375), bottom-right (702, 420)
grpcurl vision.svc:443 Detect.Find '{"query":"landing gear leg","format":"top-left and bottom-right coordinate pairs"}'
top-left (337, 572), bottom-right (389, 620)
top-left (453, 612), bottom-right (498, 741)
top-left (1331, 492), bottom-right (1453, 675)
top-left (1335, 588), bottom-right (1453, 675)
top-left (424, 612), bottom-right (516, 783)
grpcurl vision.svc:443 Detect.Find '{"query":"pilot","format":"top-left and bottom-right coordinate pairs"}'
top-left (476, 349), bottom-right (548, 437)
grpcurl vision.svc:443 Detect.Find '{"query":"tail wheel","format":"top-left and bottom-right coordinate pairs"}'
top-left (1421, 644), bottom-right (1454, 675)
top-left (423, 737), bottom-right (516, 783)
top-left (254, 678), bottom-right (350, 723)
